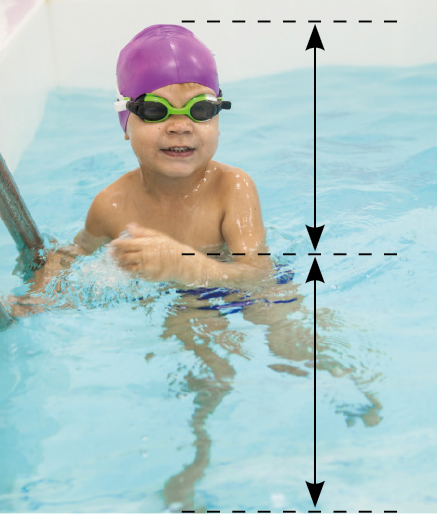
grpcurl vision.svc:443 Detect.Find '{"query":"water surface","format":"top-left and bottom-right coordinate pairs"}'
top-left (1, 63), bottom-right (437, 512)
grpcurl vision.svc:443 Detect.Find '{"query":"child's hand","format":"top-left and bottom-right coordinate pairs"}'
top-left (108, 223), bottom-right (187, 282)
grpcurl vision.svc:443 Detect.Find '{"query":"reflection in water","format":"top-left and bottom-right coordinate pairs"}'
top-left (161, 307), bottom-right (236, 510)
top-left (155, 282), bottom-right (384, 511)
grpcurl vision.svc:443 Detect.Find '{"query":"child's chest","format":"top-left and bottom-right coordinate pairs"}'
top-left (149, 205), bottom-right (224, 249)
top-left (115, 193), bottom-right (226, 250)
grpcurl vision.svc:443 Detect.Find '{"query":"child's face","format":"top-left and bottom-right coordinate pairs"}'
top-left (125, 82), bottom-right (220, 179)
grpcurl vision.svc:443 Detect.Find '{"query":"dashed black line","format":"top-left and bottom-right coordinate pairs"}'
top-left (181, 253), bottom-right (397, 256)
top-left (183, 19), bottom-right (397, 24)
top-left (175, 510), bottom-right (398, 514)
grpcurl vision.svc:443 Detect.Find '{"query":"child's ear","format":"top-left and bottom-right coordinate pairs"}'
top-left (124, 117), bottom-right (131, 140)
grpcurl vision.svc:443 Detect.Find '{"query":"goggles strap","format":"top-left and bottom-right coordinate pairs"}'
top-left (114, 83), bottom-right (130, 112)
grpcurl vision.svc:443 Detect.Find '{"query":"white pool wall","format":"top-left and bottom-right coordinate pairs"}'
top-left (1, 0), bottom-right (437, 172)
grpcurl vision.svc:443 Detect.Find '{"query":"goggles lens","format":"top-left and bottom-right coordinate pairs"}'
top-left (138, 101), bottom-right (168, 122)
top-left (125, 91), bottom-right (231, 123)
top-left (190, 100), bottom-right (217, 121)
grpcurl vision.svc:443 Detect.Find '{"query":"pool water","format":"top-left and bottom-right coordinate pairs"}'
top-left (1, 63), bottom-right (437, 512)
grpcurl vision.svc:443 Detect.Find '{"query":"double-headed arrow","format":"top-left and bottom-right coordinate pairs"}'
top-left (305, 258), bottom-right (325, 507)
top-left (305, 25), bottom-right (326, 508)
top-left (306, 25), bottom-right (325, 252)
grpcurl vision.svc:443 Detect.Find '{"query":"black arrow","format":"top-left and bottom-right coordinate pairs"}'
top-left (305, 25), bottom-right (325, 251)
top-left (305, 258), bottom-right (325, 507)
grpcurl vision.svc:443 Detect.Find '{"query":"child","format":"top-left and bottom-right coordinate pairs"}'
top-left (8, 24), bottom-right (279, 318)
top-left (72, 24), bottom-right (273, 287)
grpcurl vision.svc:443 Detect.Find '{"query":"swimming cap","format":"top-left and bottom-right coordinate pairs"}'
top-left (116, 24), bottom-right (220, 132)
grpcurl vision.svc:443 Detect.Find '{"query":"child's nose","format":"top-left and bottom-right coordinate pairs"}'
top-left (166, 115), bottom-right (194, 131)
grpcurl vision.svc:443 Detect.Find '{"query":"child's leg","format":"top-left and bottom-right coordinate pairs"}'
top-left (241, 294), bottom-right (383, 427)
top-left (159, 296), bottom-right (238, 510)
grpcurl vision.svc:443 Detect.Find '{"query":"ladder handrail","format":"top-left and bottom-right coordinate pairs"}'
top-left (0, 151), bottom-right (46, 267)
top-left (1, 150), bottom-right (48, 329)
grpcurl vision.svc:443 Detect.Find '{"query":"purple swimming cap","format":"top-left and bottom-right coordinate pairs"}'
top-left (116, 24), bottom-right (220, 132)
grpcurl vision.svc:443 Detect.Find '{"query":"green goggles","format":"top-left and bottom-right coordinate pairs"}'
top-left (121, 89), bottom-right (231, 123)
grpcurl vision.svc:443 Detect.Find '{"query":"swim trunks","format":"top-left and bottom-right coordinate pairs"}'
top-left (175, 264), bottom-right (296, 314)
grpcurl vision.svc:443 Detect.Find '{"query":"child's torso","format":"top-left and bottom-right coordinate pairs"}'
top-left (104, 160), bottom-right (230, 253)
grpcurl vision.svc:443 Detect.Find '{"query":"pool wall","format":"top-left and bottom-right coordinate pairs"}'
top-left (1, 0), bottom-right (437, 173)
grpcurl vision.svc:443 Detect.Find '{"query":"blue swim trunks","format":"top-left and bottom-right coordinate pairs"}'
top-left (175, 264), bottom-right (296, 314)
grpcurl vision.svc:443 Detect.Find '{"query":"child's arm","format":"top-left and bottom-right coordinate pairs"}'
top-left (218, 168), bottom-right (272, 271)
top-left (6, 243), bottom-right (88, 318)
top-left (6, 193), bottom-right (111, 318)
top-left (28, 192), bottom-right (112, 290)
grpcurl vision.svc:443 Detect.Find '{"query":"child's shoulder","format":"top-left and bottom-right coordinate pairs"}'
top-left (213, 160), bottom-right (247, 176)
top-left (212, 161), bottom-right (259, 204)
top-left (84, 169), bottom-right (140, 238)
top-left (212, 160), bottom-right (255, 190)
top-left (90, 169), bottom-right (140, 214)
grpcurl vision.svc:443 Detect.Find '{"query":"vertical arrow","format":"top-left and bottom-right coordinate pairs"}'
top-left (305, 25), bottom-right (325, 251)
top-left (305, 258), bottom-right (325, 506)
top-left (305, 27), bottom-right (326, 506)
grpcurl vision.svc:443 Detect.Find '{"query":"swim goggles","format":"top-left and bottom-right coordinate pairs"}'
top-left (114, 87), bottom-right (231, 123)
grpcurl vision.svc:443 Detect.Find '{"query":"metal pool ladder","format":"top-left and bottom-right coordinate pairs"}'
top-left (0, 150), bottom-right (47, 329)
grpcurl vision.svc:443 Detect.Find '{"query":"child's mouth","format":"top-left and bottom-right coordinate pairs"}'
top-left (161, 147), bottom-right (195, 158)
